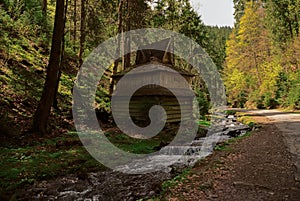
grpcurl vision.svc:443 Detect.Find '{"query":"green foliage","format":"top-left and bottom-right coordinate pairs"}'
top-left (224, 0), bottom-right (299, 109)
top-left (265, 0), bottom-right (300, 48)
top-left (275, 72), bottom-right (289, 104)
top-left (225, 110), bottom-right (236, 115)
top-left (233, 0), bottom-right (247, 28)
top-left (151, 0), bottom-right (209, 50)
top-left (84, 1), bottom-right (119, 50)
top-left (285, 70), bottom-right (300, 109)
top-left (1, 0), bottom-right (52, 35)
top-left (95, 86), bottom-right (111, 112)
top-left (0, 136), bottom-right (105, 191)
top-left (263, 92), bottom-right (277, 109)
top-left (236, 91), bottom-right (247, 108)
top-left (0, 129), bottom-right (165, 191)
top-left (223, 30), bottom-right (248, 107)
top-left (195, 89), bottom-right (210, 117)
top-left (237, 114), bottom-right (256, 128)
top-left (0, 0), bottom-right (235, 192)
top-left (247, 121), bottom-right (256, 129)
top-left (275, 70), bottom-right (300, 109)
top-left (104, 132), bottom-right (161, 154)
top-left (205, 26), bottom-right (232, 70)
top-left (198, 119), bottom-right (211, 128)
top-left (1, 0), bottom-right (219, 133)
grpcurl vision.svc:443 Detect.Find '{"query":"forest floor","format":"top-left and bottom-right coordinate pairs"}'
top-left (2, 110), bottom-right (300, 200)
top-left (163, 110), bottom-right (300, 200)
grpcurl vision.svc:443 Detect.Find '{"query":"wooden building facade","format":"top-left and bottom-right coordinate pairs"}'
top-left (111, 38), bottom-right (195, 125)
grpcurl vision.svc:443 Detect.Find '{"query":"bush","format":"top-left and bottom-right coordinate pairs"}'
top-left (225, 110), bottom-right (236, 115)
top-left (263, 92), bottom-right (278, 109)
top-left (275, 70), bottom-right (300, 109)
top-left (287, 83), bottom-right (300, 109)
top-left (256, 98), bottom-right (265, 109)
top-left (255, 92), bottom-right (278, 109)
top-left (195, 89), bottom-right (210, 117)
top-left (275, 72), bottom-right (290, 106)
top-left (233, 91), bottom-right (247, 108)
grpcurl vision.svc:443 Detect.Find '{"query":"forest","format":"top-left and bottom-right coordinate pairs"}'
top-left (0, 0), bottom-right (231, 135)
top-left (225, 0), bottom-right (300, 109)
top-left (0, 0), bottom-right (299, 200)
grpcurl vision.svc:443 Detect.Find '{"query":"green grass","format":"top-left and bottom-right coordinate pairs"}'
top-left (237, 113), bottom-right (257, 128)
top-left (0, 130), bottom-right (164, 192)
top-left (0, 135), bottom-right (104, 191)
top-left (198, 119), bottom-right (211, 127)
top-left (105, 132), bottom-right (161, 154)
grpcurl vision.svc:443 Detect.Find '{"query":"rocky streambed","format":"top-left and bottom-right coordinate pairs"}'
top-left (20, 114), bottom-right (251, 201)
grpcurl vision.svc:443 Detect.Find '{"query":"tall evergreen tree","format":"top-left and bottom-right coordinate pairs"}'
top-left (32, 0), bottom-right (65, 134)
top-left (265, 0), bottom-right (300, 49)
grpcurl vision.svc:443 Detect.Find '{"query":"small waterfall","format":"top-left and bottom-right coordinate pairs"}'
top-left (159, 146), bottom-right (202, 155)
top-left (115, 131), bottom-right (233, 174)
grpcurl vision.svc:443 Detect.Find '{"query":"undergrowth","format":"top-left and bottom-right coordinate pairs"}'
top-left (0, 129), bottom-right (165, 192)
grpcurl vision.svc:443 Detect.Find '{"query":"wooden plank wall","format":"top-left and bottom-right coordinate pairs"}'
top-left (112, 96), bottom-right (194, 123)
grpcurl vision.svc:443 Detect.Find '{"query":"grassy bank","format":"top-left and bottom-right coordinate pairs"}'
top-left (0, 130), bottom-right (165, 192)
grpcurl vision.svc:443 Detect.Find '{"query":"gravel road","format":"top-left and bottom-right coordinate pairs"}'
top-left (250, 110), bottom-right (300, 182)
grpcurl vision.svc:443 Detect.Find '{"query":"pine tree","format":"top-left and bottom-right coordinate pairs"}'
top-left (32, 0), bottom-right (65, 135)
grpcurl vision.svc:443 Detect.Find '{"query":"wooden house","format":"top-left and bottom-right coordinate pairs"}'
top-left (111, 38), bottom-right (195, 125)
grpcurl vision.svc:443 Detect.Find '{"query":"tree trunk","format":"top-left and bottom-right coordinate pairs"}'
top-left (32, 0), bottom-right (65, 135)
top-left (124, 0), bottom-right (131, 69)
top-left (53, 0), bottom-right (69, 110)
top-left (73, 0), bottom-right (77, 52)
top-left (110, 0), bottom-right (124, 95)
top-left (253, 52), bottom-right (262, 85)
top-left (79, 0), bottom-right (86, 66)
top-left (42, 0), bottom-right (47, 16)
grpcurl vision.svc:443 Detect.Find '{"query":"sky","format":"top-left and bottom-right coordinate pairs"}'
top-left (190, 0), bottom-right (235, 27)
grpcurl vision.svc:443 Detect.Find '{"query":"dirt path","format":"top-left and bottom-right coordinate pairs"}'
top-left (251, 110), bottom-right (300, 182)
top-left (165, 111), bottom-right (300, 200)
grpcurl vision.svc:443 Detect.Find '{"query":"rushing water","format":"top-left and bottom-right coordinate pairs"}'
top-left (114, 131), bottom-right (231, 174)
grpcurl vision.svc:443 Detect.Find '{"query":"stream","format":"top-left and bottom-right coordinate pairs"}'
top-left (20, 114), bottom-right (250, 201)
